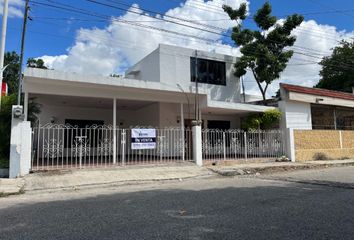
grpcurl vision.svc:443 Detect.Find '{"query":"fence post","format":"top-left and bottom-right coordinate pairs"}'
top-left (243, 132), bottom-right (247, 160)
top-left (223, 132), bottom-right (226, 160)
top-left (192, 125), bottom-right (203, 166)
top-left (9, 106), bottom-right (32, 178)
top-left (121, 129), bottom-right (126, 166)
top-left (339, 130), bottom-right (343, 149)
top-left (286, 128), bottom-right (296, 162)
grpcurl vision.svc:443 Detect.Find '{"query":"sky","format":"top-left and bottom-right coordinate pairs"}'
top-left (1, 0), bottom-right (354, 97)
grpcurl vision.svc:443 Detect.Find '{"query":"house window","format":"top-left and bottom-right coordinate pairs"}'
top-left (190, 57), bottom-right (226, 86)
top-left (311, 104), bottom-right (354, 130)
top-left (207, 120), bottom-right (230, 130)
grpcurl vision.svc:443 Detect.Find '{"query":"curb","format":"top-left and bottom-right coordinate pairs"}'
top-left (23, 173), bottom-right (215, 194)
top-left (210, 161), bottom-right (354, 177)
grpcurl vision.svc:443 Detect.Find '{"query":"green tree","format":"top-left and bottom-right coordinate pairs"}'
top-left (223, 2), bottom-right (303, 103)
top-left (27, 57), bottom-right (47, 69)
top-left (0, 95), bottom-right (40, 168)
top-left (3, 51), bottom-right (20, 94)
top-left (315, 40), bottom-right (354, 93)
top-left (241, 109), bottom-right (282, 130)
top-left (0, 52), bottom-right (42, 168)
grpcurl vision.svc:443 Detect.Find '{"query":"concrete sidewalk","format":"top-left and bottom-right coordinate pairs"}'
top-left (208, 159), bottom-right (354, 176)
top-left (2, 159), bottom-right (354, 195)
top-left (0, 178), bottom-right (24, 196)
top-left (23, 164), bottom-right (214, 192)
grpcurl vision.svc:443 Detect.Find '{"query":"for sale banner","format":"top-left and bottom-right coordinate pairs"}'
top-left (131, 128), bottom-right (156, 150)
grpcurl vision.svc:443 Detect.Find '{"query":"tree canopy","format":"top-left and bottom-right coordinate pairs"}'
top-left (3, 52), bottom-right (47, 94)
top-left (3, 51), bottom-right (20, 95)
top-left (27, 58), bottom-right (48, 69)
top-left (0, 52), bottom-right (42, 167)
top-left (223, 1), bottom-right (303, 103)
top-left (315, 40), bottom-right (354, 93)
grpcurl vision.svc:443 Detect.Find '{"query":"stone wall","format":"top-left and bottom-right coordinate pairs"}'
top-left (294, 130), bottom-right (354, 161)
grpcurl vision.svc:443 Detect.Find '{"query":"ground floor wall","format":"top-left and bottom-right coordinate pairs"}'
top-left (36, 101), bottom-right (160, 128)
top-left (294, 130), bottom-right (354, 161)
top-left (36, 99), bottom-right (243, 129)
top-left (278, 100), bottom-right (312, 130)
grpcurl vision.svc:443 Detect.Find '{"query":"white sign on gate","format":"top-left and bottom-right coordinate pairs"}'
top-left (131, 129), bottom-right (156, 150)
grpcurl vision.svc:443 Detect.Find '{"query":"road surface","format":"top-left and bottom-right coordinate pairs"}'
top-left (1, 166), bottom-right (354, 239)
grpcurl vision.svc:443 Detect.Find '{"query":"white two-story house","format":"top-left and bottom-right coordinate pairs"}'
top-left (23, 44), bottom-right (271, 130)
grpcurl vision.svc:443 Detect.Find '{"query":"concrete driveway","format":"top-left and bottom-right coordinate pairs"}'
top-left (0, 167), bottom-right (353, 240)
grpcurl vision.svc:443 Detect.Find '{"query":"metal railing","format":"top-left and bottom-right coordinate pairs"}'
top-left (202, 129), bottom-right (285, 162)
top-left (31, 124), bottom-right (193, 170)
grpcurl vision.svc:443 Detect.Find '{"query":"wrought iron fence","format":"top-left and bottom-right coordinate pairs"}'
top-left (31, 124), bottom-right (193, 170)
top-left (202, 129), bottom-right (285, 161)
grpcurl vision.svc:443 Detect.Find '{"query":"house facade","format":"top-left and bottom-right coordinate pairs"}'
top-left (279, 83), bottom-right (354, 130)
top-left (17, 44), bottom-right (283, 171)
top-left (23, 44), bottom-right (272, 129)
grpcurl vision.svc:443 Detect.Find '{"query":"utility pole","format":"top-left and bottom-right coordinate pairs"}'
top-left (0, 0), bottom-right (9, 111)
top-left (194, 50), bottom-right (199, 124)
top-left (17, 0), bottom-right (30, 105)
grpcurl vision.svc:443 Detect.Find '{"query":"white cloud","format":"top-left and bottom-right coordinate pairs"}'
top-left (38, 1), bottom-right (354, 97)
top-left (0, 0), bottom-right (24, 18)
top-left (39, 0), bottom-right (246, 75)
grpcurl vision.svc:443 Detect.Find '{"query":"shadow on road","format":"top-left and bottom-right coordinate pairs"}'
top-left (0, 182), bottom-right (353, 240)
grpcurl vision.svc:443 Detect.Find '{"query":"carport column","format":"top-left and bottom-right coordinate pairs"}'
top-left (286, 128), bottom-right (296, 162)
top-left (113, 98), bottom-right (117, 164)
top-left (192, 125), bottom-right (202, 166)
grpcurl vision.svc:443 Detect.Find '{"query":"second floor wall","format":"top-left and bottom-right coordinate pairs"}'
top-left (126, 44), bottom-right (241, 103)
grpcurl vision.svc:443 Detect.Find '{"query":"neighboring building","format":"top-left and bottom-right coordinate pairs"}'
top-left (279, 83), bottom-right (354, 130)
top-left (1, 82), bottom-right (7, 96)
top-left (23, 44), bottom-right (272, 129)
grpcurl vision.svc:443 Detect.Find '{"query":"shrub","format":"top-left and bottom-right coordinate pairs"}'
top-left (241, 109), bottom-right (282, 130)
top-left (275, 155), bottom-right (290, 162)
top-left (313, 152), bottom-right (331, 161)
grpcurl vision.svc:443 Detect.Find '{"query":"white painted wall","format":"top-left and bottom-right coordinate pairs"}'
top-left (158, 102), bottom-right (242, 129)
top-left (159, 44), bottom-right (241, 103)
top-left (9, 106), bottom-right (32, 178)
top-left (36, 99), bottom-right (161, 128)
top-left (38, 104), bottom-right (114, 125)
top-left (159, 102), bottom-right (181, 128)
top-left (278, 100), bottom-right (312, 130)
top-left (126, 44), bottom-right (241, 103)
top-left (125, 48), bottom-right (160, 82)
top-left (38, 97), bottom-right (243, 131)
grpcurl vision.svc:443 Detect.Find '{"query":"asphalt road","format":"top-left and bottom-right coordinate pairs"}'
top-left (1, 167), bottom-right (354, 240)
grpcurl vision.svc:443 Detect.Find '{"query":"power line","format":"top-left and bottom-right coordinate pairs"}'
top-left (80, 0), bottom-right (343, 59)
top-left (37, 0), bottom-right (351, 49)
top-left (28, 1), bottom-right (354, 71)
top-left (307, 0), bottom-right (354, 19)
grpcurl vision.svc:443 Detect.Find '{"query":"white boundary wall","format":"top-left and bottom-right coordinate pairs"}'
top-left (9, 106), bottom-right (32, 178)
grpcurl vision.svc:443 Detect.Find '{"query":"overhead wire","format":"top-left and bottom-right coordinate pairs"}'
top-left (27, 0), bottom-right (354, 72)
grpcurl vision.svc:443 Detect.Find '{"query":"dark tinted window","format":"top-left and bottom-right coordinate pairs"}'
top-left (191, 57), bottom-right (226, 85)
top-left (207, 120), bottom-right (230, 130)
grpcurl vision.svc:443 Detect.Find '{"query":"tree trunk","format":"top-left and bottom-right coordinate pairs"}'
top-left (251, 70), bottom-right (267, 105)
